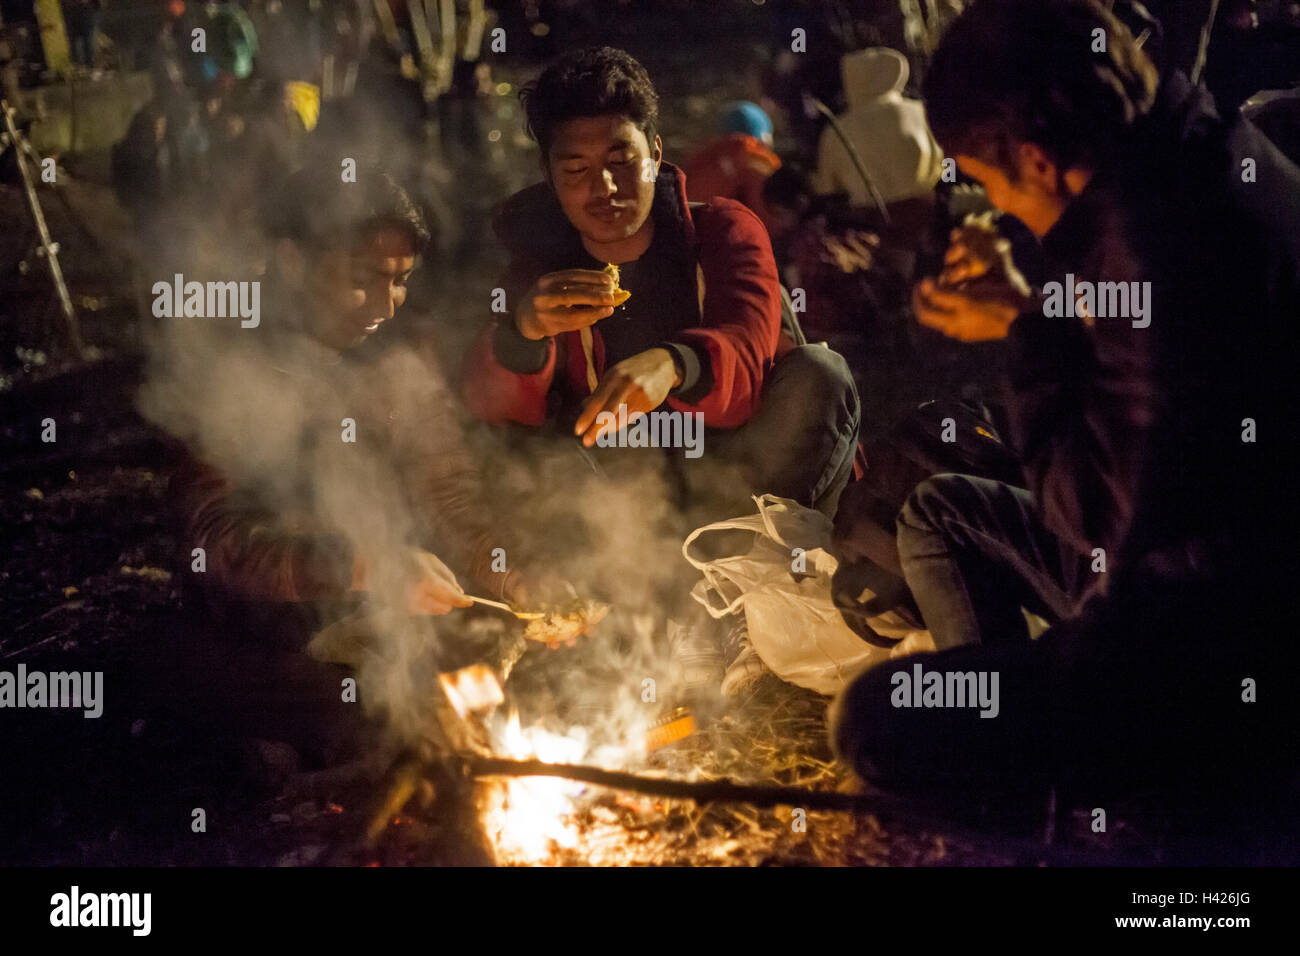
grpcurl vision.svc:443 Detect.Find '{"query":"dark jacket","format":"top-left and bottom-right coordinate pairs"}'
top-left (459, 162), bottom-right (783, 430)
top-left (1006, 71), bottom-right (1300, 603)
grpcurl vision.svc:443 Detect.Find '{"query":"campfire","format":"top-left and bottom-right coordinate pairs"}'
top-left (483, 711), bottom-right (589, 862)
top-left (354, 642), bottom-right (864, 867)
top-left (481, 707), bottom-right (695, 864)
top-left (346, 610), bottom-right (1043, 867)
top-left (437, 655), bottom-right (653, 866)
top-left (262, 608), bottom-right (1051, 867)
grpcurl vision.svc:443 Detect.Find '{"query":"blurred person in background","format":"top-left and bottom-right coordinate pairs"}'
top-left (61, 0), bottom-right (102, 70)
top-left (1203, 0), bottom-right (1300, 109)
top-left (683, 101), bottom-right (783, 237)
top-left (811, 46), bottom-right (944, 216)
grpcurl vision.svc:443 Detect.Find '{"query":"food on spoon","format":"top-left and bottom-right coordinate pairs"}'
top-left (521, 600), bottom-right (611, 646)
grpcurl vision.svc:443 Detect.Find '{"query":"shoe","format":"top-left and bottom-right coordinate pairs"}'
top-left (667, 619), bottom-right (724, 697)
top-left (720, 617), bottom-right (768, 699)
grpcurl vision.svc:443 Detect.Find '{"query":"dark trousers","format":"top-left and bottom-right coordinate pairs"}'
top-left (683, 343), bottom-right (861, 518)
top-left (832, 474), bottom-right (1298, 849)
top-left (896, 474), bottom-right (1085, 650)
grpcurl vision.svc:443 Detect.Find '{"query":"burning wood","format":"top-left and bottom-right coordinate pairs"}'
top-left (364, 761), bottom-right (424, 844)
top-left (438, 663), bottom-right (505, 719)
top-left (351, 665), bottom-right (1088, 867)
top-left (347, 599), bottom-right (1058, 866)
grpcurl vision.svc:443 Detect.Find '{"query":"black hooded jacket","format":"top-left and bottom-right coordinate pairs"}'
top-left (1005, 71), bottom-right (1300, 607)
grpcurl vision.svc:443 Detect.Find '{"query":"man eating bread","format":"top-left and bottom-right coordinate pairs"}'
top-left (460, 46), bottom-right (862, 698)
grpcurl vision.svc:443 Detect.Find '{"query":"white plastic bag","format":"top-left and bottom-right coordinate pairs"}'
top-left (683, 494), bottom-right (934, 695)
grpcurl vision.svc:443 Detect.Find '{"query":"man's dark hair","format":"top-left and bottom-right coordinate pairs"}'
top-left (519, 46), bottom-right (659, 160)
top-left (924, 0), bottom-right (1158, 178)
top-left (262, 164), bottom-right (431, 255)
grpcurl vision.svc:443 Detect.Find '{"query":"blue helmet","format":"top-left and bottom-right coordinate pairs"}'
top-left (720, 101), bottom-right (773, 142)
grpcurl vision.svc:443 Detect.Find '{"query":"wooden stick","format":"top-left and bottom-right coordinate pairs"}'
top-left (469, 754), bottom-right (881, 811)
top-left (463, 755), bottom-right (1120, 866)
top-left (2, 100), bottom-right (85, 356)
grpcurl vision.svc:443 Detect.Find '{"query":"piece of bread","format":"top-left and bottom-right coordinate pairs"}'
top-left (604, 263), bottom-right (632, 306)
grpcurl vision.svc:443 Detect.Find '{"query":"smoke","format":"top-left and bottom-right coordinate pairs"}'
top-left (141, 304), bottom-right (736, 758)
top-left (465, 432), bottom-right (743, 753)
top-left (136, 243), bottom-right (740, 768)
top-left (129, 58), bottom-right (751, 766)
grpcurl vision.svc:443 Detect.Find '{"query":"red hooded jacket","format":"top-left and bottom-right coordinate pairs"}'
top-left (460, 163), bottom-right (783, 430)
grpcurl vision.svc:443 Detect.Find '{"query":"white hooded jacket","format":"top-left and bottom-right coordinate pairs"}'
top-left (812, 47), bottom-right (945, 207)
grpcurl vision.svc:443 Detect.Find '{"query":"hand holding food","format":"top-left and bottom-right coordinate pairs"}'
top-left (350, 549), bottom-right (472, 614)
top-left (913, 278), bottom-right (1028, 342)
top-left (935, 214), bottom-right (1023, 289)
top-left (914, 214), bottom-right (1033, 342)
top-left (517, 269), bottom-right (619, 340)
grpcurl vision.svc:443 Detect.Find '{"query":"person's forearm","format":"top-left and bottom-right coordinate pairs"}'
top-left (493, 315), bottom-right (552, 373)
top-left (660, 341), bottom-right (706, 399)
top-left (460, 319), bottom-right (555, 426)
top-left (177, 454), bottom-right (354, 602)
top-left (192, 509), bottom-right (356, 602)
